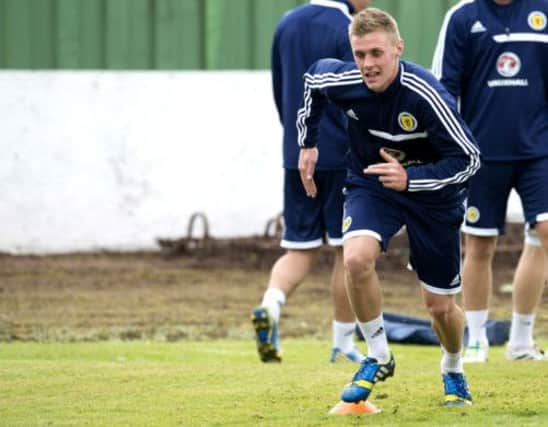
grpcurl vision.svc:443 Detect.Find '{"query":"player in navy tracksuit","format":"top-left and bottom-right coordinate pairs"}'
top-left (252, 0), bottom-right (373, 365)
top-left (433, 0), bottom-right (548, 363)
top-left (298, 8), bottom-right (480, 407)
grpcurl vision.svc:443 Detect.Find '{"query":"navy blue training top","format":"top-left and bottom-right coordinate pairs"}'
top-left (298, 59), bottom-right (481, 207)
top-left (272, 0), bottom-right (356, 170)
top-left (432, 0), bottom-right (548, 161)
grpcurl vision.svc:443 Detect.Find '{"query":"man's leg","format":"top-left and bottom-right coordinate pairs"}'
top-left (460, 160), bottom-right (514, 361)
top-left (507, 221), bottom-right (548, 360)
top-left (267, 249), bottom-right (319, 298)
top-left (343, 236), bottom-right (387, 359)
top-left (321, 169), bottom-right (363, 363)
top-left (461, 234), bottom-right (498, 362)
top-left (423, 291), bottom-right (465, 356)
top-left (422, 290), bottom-right (472, 406)
top-left (339, 236), bottom-right (395, 403)
top-left (252, 168), bottom-right (324, 362)
top-left (507, 157), bottom-right (548, 359)
top-left (252, 249), bottom-right (319, 362)
top-left (262, 247), bottom-right (320, 322)
top-left (330, 247), bottom-right (364, 363)
top-left (332, 248), bottom-right (355, 321)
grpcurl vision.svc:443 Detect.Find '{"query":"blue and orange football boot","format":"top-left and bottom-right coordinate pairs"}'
top-left (442, 372), bottom-right (472, 407)
top-left (340, 353), bottom-right (395, 402)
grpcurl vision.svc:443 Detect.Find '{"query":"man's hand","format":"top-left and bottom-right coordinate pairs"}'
top-left (364, 148), bottom-right (408, 191)
top-left (298, 147), bottom-right (319, 198)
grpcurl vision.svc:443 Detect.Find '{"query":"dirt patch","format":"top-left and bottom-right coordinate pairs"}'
top-left (1, 227), bottom-right (546, 342)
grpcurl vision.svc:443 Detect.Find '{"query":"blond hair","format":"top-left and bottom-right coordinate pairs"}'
top-left (349, 7), bottom-right (401, 43)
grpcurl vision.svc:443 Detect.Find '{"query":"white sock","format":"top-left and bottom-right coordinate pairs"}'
top-left (357, 314), bottom-right (390, 363)
top-left (509, 312), bottom-right (535, 349)
top-left (441, 346), bottom-right (463, 374)
top-left (333, 321), bottom-right (356, 353)
top-left (261, 288), bottom-right (286, 323)
top-left (465, 310), bottom-right (489, 346)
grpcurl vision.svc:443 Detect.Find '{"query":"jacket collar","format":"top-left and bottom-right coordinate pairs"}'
top-left (309, 0), bottom-right (354, 18)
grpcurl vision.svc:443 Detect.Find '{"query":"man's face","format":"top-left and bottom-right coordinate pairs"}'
top-left (350, 30), bottom-right (403, 93)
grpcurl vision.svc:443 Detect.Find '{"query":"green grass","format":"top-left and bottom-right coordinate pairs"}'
top-left (1, 339), bottom-right (547, 426)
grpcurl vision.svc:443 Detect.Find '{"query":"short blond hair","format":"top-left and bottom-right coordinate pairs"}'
top-left (349, 7), bottom-right (401, 43)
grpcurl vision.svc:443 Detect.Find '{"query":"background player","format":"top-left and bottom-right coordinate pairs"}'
top-left (251, 0), bottom-right (373, 364)
top-left (432, 0), bottom-right (548, 362)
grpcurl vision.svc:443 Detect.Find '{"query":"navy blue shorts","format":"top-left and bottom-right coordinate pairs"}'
top-left (342, 184), bottom-right (464, 294)
top-left (281, 169), bottom-right (346, 249)
top-left (463, 158), bottom-right (548, 236)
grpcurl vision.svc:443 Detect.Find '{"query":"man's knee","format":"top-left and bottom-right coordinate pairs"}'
top-left (465, 235), bottom-right (497, 261)
top-left (424, 295), bottom-right (456, 321)
top-left (344, 250), bottom-right (376, 281)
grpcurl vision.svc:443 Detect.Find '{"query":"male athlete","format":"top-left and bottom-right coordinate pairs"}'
top-left (298, 7), bottom-right (480, 406)
top-left (252, 0), bottom-right (372, 364)
top-left (433, 0), bottom-right (548, 363)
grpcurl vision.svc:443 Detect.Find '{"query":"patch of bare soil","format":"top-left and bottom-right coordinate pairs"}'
top-left (0, 226), bottom-right (546, 342)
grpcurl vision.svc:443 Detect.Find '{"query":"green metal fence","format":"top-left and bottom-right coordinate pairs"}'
top-left (0, 0), bottom-right (458, 70)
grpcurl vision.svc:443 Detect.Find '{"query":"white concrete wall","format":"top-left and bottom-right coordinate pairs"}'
top-left (0, 71), bottom-right (283, 254)
top-left (0, 71), bottom-right (524, 254)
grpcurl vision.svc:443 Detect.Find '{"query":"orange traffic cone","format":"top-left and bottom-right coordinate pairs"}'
top-left (328, 400), bottom-right (381, 415)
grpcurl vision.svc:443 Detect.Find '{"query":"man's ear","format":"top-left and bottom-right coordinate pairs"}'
top-left (396, 38), bottom-right (404, 57)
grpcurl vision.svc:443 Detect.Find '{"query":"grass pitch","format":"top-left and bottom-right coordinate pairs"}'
top-left (1, 339), bottom-right (547, 426)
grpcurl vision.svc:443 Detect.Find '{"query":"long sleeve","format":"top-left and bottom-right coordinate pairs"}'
top-left (296, 59), bottom-right (361, 149)
top-left (295, 61), bottom-right (334, 149)
top-left (296, 74), bottom-right (329, 149)
top-left (431, 7), bottom-right (468, 99)
top-left (402, 76), bottom-right (480, 192)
